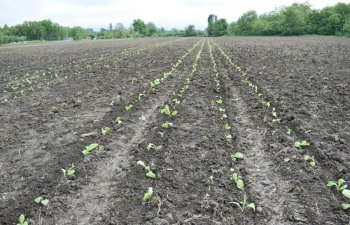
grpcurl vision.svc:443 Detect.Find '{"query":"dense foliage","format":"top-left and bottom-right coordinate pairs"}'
top-left (211, 2), bottom-right (350, 36)
top-left (0, 19), bottom-right (203, 44)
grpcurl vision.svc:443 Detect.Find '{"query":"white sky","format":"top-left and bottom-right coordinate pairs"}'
top-left (0, 0), bottom-right (349, 30)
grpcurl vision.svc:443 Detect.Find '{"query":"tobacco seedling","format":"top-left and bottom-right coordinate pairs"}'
top-left (17, 214), bottom-right (28, 225)
top-left (160, 105), bottom-right (177, 117)
top-left (287, 127), bottom-right (292, 136)
top-left (327, 179), bottom-right (347, 191)
top-left (172, 99), bottom-right (180, 105)
top-left (224, 124), bottom-right (231, 130)
top-left (219, 108), bottom-right (226, 113)
top-left (115, 116), bottom-right (122, 125)
top-left (62, 163), bottom-right (75, 177)
top-left (226, 134), bottom-right (232, 142)
top-left (138, 93), bottom-right (144, 101)
top-left (143, 187), bottom-right (154, 201)
top-left (231, 152), bottom-right (244, 161)
top-left (341, 189), bottom-right (350, 210)
top-left (82, 143), bottom-right (99, 156)
top-left (137, 160), bottom-right (156, 179)
top-left (125, 104), bottom-right (133, 111)
top-left (159, 132), bottom-right (164, 138)
top-left (101, 127), bottom-right (110, 135)
top-left (303, 155), bottom-right (316, 168)
top-left (162, 121), bottom-right (173, 129)
top-left (35, 196), bottom-right (49, 206)
top-left (263, 101), bottom-right (271, 108)
top-left (216, 98), bottom-right (223, 105)
top-left (150, 79), bottom-right (160, 89)
top-left (230, 195), bottom-right (255, 212)
top-left (294, 140), bottom-right (310, 148)
top-left (232, 172), bottom-right (244, 189)
top-left (147, 143), bottom-right (162, 151)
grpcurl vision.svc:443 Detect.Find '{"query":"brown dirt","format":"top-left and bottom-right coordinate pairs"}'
top-left (0, 37), bottom-right (349, 225)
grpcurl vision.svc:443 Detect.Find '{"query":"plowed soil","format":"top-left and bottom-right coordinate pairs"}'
top-left (0, 37), bottom-right (349, 225)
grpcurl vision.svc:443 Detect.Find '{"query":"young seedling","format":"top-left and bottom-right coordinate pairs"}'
top-left (230, 195), bottom-right (255, 212)
top-left (327, 179), bottom-right (347, 191)
top-left (232, 172), bottom-right (244, 189)
top-left (115, 116), bottom-right (122, 125)
top-left (162, 121), bottom-right (173, 129)
top-left (82, 143), bottom-right (99, 156)
top-left (231, 152), bottom-right (244, 161)
top-left (160, 105), bottom-right (177, 117)
top-left (143, 187), bottom-right (154, 201)
top-left (303, 155), bottom-right (316, 168)
top-left (272, 108), bottom-right (277, 118)
top-left (17, 214), bottom-right (28, 225)
top-left (35, 196), bottom-right (49, 206)
top-left (226, 134), bottom-right (232, 142)
top-left (294, 140), bottom-right (310, 148)
top-left (216, 98), bottom-right (223, 105)
top-left (125, 104), bottom-right (133, 111)
top-left (138, 93), bottom-right (144, 101)
top-left (146, 143), bottom-right (162, 151)
top-left (137, 160), bottom-right (156, 179)
top-left (219, 108), bottom-right (226, 113)
top-left (224, 124), bottom-right (231, 130)
top-left (150, 79), bottom-right (160, 89)
top-left (287, 127), bottom-right (292, 136)
top-left (172, 99), bottom-right (180, 105)
top-left (263, 101), bottom-right (271, 108)
top-left (341, 189), bottom-right (350, 210)
top-left (159, 132), bottom-right (164, 138)
top-left (62, 163), bottom-right (75, 177)
top-left (101, 127), bottom-right (110, 135)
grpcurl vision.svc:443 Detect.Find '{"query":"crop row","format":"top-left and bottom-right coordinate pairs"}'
top-left (210, 39), bottom-right (350, 211)
top-left (207, 39), bottom-right (255, 212)
top-left (1, 38), bottom-right (187, 103)
top-left (11, 39), bottom-right (204, 224)
top-left (135, 40), bottom-right (205, 202)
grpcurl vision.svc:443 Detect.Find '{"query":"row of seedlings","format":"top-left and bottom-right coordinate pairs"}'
top-left (211, 39), bottom-right (350, 211)
top-left (208, 39), bottom-right (255, 212)
top-left (2, 38), bottom-right (185, 103)
top-left (12, 39), bottom-right (198, 224)
top-left (137, 39), bottom-right (206, 202)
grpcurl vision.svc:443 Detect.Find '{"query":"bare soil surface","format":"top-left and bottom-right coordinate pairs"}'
top-left (0, 37), bottom-right (349, 225)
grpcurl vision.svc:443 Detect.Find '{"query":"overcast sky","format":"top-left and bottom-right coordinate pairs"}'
top-left (0, 0), bottom-right (349, 30)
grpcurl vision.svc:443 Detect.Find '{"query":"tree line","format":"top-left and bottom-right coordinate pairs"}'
top-left (0, 19), bottom-right (203, 44)
top-left (208, 2), bottom-right (350, 36)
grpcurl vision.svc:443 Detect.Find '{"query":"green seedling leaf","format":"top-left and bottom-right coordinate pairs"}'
top-left (327, 181), bottom-right (336, 187)
top-left (125, 104), bottom-right (133, 111)
top-left (247, 203), bottom-right (256, 211)
top-left (85, 143), bottom-right (98, 151)
top-left (232, 172), bottom-right (238, 181)
top-left (171, 110), bottom-right (178, 116)
top-left (172, 99), bottom-right (180, 105)
top-left (287, 127), bottom-right (292, 135)
top-left (236, 179), bottom-right (244, 189)
top-left (115, 116), bottom-right (122, 125)
top-left (160, 105), bottom-right (171, 116)
top-left (35, 197), bottom-right (43, 204)
top-left (67, 164), bottom-right (75, 177)
top-left (216, 98), bottom-right (223, 104)
top-left (342, 203), bottom-right (350, 210)
top-left (101, 127), bottom-right (110, 135)
top-left (143, 187), bottom-right (153, 201)
top-left (309, 161), bottom-right (316, 168)
top-left (224, 124), bottom-right (231, 130)
top-left (146, 171), bottom-right (156, 179)
top-left (294, 140), bottom-right (310, 148)
top-left (147, 143), bottom-right (154, 151)
top-left (272, 111), bottom-right (277, 118)
top-left (219, 108), bottom-right (226, 112)
top-left (137, 160), bottom-right (146, 167)
top-left (18, 214), bottom-right (28, 225)
top-left (226, 134), bottom-right (232, 142)
top-left (303, 155), bottom-right (312, 161)
top-left (162, 122), bottom-right (173, 129)
top-left (342, 189), bottom-right (350, 199)
top-left (41, 199), bottom-right (49, 206)
top-left (231, 152), bottom-right (244, 161)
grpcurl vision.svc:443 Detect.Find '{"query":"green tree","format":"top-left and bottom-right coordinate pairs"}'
top-left (212, 18), bottom-right (228, 36)
top-left (185, 24), bottom-right (196, 36)
top-left (236, 10), bottom-right (258, 35)
top-left (147, 22), bottom-right (157, 36)
top-left (132, 19), bottom-right (148, 36)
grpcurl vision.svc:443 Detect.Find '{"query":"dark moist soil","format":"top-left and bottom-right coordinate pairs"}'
top-left (0, 37), bottom-right (349, 225)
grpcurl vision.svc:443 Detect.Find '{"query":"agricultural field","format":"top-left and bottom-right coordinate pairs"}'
top-left (0, 36), bottom-right (350, 225)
